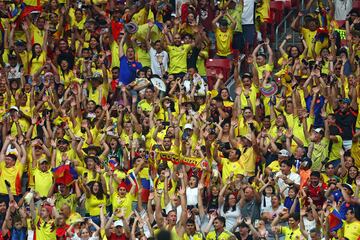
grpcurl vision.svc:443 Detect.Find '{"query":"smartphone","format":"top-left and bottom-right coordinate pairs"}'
top-left (162, 121), bottom-right (170, 127)
top-left (4, 180), bottom-right (10, 188)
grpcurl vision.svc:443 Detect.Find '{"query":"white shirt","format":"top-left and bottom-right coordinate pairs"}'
top-left (150, 47), bottom-right (168, 77)
top-left (275, 171), bottom-right (301, 196)
top-left (334, 0), bottom-right (353, 20)
top-left (186, 187), bottom-right (198, 206)
top-left (219, 203), bottom-right (242, 231)
top-left (71, 233), bottom-right (99, 240)
top-left (261, 195), bottom-right (273, 213)
top-left (242, 0), bottom-right (256, 25)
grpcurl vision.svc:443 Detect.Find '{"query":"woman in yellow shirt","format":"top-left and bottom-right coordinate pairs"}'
top-left (83, 180), bottom-right (107, 225)
top-left (29, 44), bottom-right (47, 76)
top-left (56, 58), bottom-right (74, 87)
top-left (109, 174), bottom-right (136, 219)
top-left (28, 22), bottom-right (49, 75)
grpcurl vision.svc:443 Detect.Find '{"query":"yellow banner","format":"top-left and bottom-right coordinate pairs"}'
top-left (157, 151), bottom-right (204, 168)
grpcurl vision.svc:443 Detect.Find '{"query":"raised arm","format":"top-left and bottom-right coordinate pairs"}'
top-left (291, 11), bottom-right (303, 32)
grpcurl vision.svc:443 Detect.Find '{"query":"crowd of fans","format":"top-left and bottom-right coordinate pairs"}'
top-left (0, 0), bottom-right (359, 239)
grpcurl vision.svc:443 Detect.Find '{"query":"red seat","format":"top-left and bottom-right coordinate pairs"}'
top-left (205, 59), bottom-right (231, 90)
top-left (270, 1), bottom-right (285, 24)
top-left (353, 1), bottom-right (360, 9)
top-left (270, 1), bottom-right (285, 41)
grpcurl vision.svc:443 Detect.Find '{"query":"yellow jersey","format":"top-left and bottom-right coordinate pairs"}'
top-left (0, 161), bottom-right (24, 195)
top-left (167, 44), bottom-right (192, 74)
top-left (206, 229), bottom-right (234, 240)
top-left (215, 28), bottom-right (233, 57)
top-left (34, 215), bottom-right (56, 240)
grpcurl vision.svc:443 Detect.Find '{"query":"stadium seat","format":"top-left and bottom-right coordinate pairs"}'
top-left (205, 59), bottom-right (232, 90)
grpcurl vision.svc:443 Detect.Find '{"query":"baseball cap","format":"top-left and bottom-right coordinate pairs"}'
top-left (85, 18), bottom-right (97, 24)
top-left (241, 134), bottom-right (252, 142)
top-left (340, 98), bottom-right (351, 104)
top-left (9, 106), bottom-right (19, 112)
top-left (184, 123), bottom-right (193, 130)
top-left (39, 158), bottom-right (48, 164)
top-left (92, 70), bottom-right (103, 79)
top-left (314, 128), bottom-right (324, 134)
top-left (114, 220), bottom-right (124, 227)
top-left (278, 149), bottom-right (290, 157)
top-left (15, 40), bottom-right (26, 46)
top-left (342, 183), bottom-right (354, 194)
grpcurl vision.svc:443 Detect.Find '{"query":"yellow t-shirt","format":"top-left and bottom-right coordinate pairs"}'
top-left (76, 168), bottom-right (100, 182)
top-left (236, 118), bottom-right (260, 137)
top-left (10, 118), bottom-right (30, 137)
top-left (196, 50), bottom-right (209, 76)
top-left (69, 8), bottom-right (86, 30)
top-left (111, 41), bottom-right (120, 68)
top-left (311, 138), bottom-right (330, 171)
top-left (255, 63), bottom-right (274, 80)
top-left (206, 229), bottom-right (234, 240)
top-left (33, 168), bottom-right (53, 198)
top-left (137, 99), bottom-right (153, 113)
top-left (351, 141), bottom-right (360, 168)
top-left (132, 7), bottom-right (149, 25)
top-left (239, 146), bottom-right (257, 177)
top-left (329, 135), bottom-right (343, 161)
top-left (58, 69), bottom-right (75, 87)
top-left (267, 161), bottom-right (296, 173)
top-left (19, 50), bottom-right (29, 74)
top-left (256, 0), bottom-right (270, 22)
top-left (167, 44), bottom-right (192, 74)
top-left (29, 51), bottom-right (46, 75)
top-left (0, 161), bottom-right (24, 195)
top-left (184, 232), bottom-right (204, 240)
top-left (343, 220), bottom-right (360, 240)
top-left (281, 226), bottom-right (302, 240)
top-left (215, 28), bottom-right (233, 57)
top-left (111, 192), bottom-right (135, 218)
top-left (221, 157), bottom-right (244, 183)
top-left (30, 24), bottom-right (45, 45)
top-left (85, 194), bottom-right (107, 216)
top-left (291, 116), bottom-right (315, 148)
top-left (104, 170), bottom-right (127, 195)
top-left (54, 193), bottom-right (78, 212)
top-left (23, 0), bottom-right (46, 6)
top-left (135, 47), bottom-right (151, 67)
top-left (88, 83), bottom-right (108, 105)
top-left (55, 149), bottom-right (78, 167)
top-left (301, 27), bottom-right (329, 59)
top-left (34, 215), bottom-right (56, 240)
top-left (239, 84), bottom-right (259, 113)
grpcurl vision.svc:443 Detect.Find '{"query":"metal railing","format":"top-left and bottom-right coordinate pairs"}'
top-left (275, 8), bottom-right (296, 50)
top-left (274, 0), bottom-right (306, 50)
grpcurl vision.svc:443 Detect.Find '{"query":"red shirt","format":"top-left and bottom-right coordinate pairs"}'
top-left (109, 233), bottom-right (128, 240)
top-left (305, 182), bottom-right (327, 208)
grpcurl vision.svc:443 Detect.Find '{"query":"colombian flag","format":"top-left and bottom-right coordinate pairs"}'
top-left (125, 170), bottom-right (150, 202)
top-left (52, 165), bottom-right (78, 186)
top-left (329, 209), bottom-right (343, 232)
